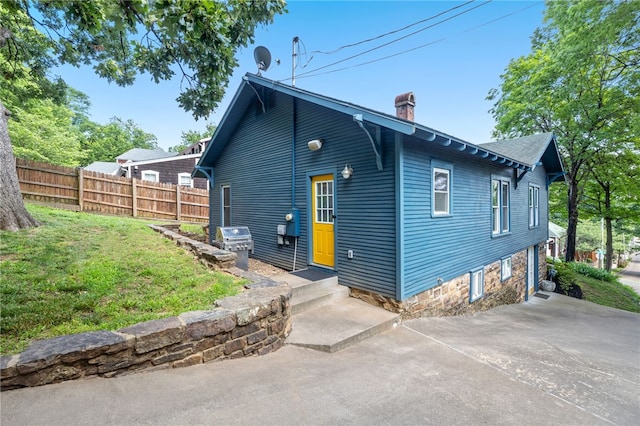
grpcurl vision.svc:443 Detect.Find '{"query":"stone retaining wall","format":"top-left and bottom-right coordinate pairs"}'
top-left (352, 248), bottom-right (534, 319)
top-left (1, 226), bottom-right (291, 391)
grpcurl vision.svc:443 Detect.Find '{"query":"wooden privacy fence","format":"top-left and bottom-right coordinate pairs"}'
top-left (16, 158), bottom-right (209, 223)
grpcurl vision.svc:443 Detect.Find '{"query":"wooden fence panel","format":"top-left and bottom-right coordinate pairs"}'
top-left (82, 171), bottom-right (134, 216)
top-left (16, 158), bottom-right (79, 207)
top-left (180, 187), bottom-right (210, 222)
top-left (135, 180), bottom-right (178, 220)
top-left (15, 158), bottom-right (209, 223)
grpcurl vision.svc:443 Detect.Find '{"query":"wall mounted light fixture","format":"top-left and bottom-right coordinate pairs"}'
top-left (341, 163), bottom-right (353, 180)
top-left (307, 139), bottom-right (323, 151)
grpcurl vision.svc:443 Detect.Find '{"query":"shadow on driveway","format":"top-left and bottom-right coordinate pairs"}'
top-left (2, 293), bottom-right (639, 425)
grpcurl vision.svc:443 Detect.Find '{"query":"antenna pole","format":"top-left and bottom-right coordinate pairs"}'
top-left (292, 36), bottom-right (299, 87)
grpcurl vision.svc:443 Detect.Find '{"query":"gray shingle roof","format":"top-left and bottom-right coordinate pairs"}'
top-left (84, 162), bottom-right (122, 175)
top-left (116, 148), bottom-right (174, 162)
top-left (479, 133), bottom-right (555, 166)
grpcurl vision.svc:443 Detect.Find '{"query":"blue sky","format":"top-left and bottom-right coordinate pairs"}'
top-left (55, 1), bottom-right (545, 151)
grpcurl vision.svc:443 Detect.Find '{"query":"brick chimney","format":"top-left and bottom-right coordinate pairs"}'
top-left (395, 92), bottom-right (415, 121)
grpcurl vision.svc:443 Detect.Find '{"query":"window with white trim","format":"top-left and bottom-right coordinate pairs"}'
top-left (141, 170), bottom-right (159, 182)
top-left (221, 185), bottom-right (231, 227)
top-left (501, 257), bottom-right (512, 281)
top-left (178, 173), bottom-right (193, 187)
top-left (433, 168), bottom-right (450, 215)
top-left (492, 178), bottom-right (510, 235)
top-left (529, 185), bottom-right (540, 227)
top-left (432, 159), bottom-right (453, 217)
top-left (470, 268), bottom-right (484, 302)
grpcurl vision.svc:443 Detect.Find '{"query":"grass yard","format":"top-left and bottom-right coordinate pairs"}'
top-left (578, 274), bottom-right (640, 313)
top-left (0, 204), bottom-right (244, 355)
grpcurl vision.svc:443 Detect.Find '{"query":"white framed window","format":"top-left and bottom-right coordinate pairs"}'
top-left (178, 173), bottom-right (193, 187)
top-left (529, 185), bottom-right (539, 227)
top-left (492, 178), bottom-right (510, 235)
top-left (433, 168), bottom-right (450, 215)
top-left (221, 185), bottom-right (231, 227)
top-left (470, 268), bottom-right (484, 302)
top-left (501, 257), bottom-right (512, 281)
top-left (432, 159), bottom-right (453, 217)
top-left (141, 170), bottom-right (159, 182)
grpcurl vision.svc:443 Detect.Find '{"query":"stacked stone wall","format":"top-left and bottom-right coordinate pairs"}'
top-left (1, 226), bottom-right (291, 390)
top-left (352, 248), bottom-right (530, 318)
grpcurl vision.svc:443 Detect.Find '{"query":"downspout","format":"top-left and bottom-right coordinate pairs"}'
top-left (292, 97), bottom-right (297, 207)
top-left (292, 97), bottom-right (298, 271)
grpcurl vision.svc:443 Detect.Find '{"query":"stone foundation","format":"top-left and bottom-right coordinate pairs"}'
top-left (351, 249), bottom-right (530, 319)
top-left (0, 227), bottom-right (291, 391)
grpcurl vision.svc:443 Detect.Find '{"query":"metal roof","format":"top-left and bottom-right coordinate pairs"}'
top-left (195, 73), bottom-right (565, 178)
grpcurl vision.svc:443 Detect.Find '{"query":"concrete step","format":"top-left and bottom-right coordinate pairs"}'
top-left (291, 283), bottom-right (349, 315)
top-left (287, 297), bottom-right (401, 353)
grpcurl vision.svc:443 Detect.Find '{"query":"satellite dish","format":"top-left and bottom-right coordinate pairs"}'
top-left (254, 46), bottom-right (271, 75)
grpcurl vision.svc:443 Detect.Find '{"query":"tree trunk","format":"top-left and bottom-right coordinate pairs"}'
top-left (0, 100), bottom-right (39, 230)
top-left (604, 184), bottom-right (613, 272)
top-left (565, 177), bottom-right (579, 262)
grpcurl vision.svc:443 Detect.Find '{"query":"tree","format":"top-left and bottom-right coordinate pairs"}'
top-left (0, 0), bottom-right (287, 230)
top-left (169, 123), bottom-right (217, 153)
top-left (582, 147), bottom-right (640, 270)
top-left (80, 117), bottom-right (158, 166)
top-left (488, 0), bottom-right (640, 262)
top-left (0, 100), bottom-right (39, 230)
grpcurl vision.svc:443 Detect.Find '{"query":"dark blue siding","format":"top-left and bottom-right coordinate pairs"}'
top-left (212, 92), bottom-right (398, 298)
top-left (401, 137), bottom-right (549, 299)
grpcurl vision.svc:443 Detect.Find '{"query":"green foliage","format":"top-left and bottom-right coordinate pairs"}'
top-left (578, 273), bottom-right (640, 313)
top-left (552, 261), bottom-right (578, 293)
top-left (488, 0), bottom-right (640, 261)
top-left (79, 116), bottom-right (158, 165)
top-left (0, 204), bottom-right (244, 354)
top-left (6, 97), bottom-right (85, 166)
top-left (169, 122), bottom-right (217, 153)
top-left (570, 262), bottom-right (617, 282)
top-left (4, 0), bottom-right (287, 120)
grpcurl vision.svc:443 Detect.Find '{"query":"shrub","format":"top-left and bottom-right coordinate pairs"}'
top-left (570, 262), bottom-right (617, 282)
top-left (552, 261), bottom-right (578, 294)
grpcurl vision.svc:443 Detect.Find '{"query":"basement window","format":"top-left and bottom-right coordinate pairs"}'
top-left (470, 267), bottom-right (484, 302)
top-left (501, 257), bottom-right (512, 281)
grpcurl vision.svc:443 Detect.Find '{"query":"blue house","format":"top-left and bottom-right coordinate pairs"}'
top-left (194, 74), bottom-right (565, 316)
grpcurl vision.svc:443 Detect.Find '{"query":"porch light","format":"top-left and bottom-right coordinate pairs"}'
top-left (307, 139), bottom-right (323, 151)
top-left (341, 164), bottom-right (353, 180)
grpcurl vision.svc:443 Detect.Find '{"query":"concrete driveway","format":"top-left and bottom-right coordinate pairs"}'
top-left (619, 253), bottom-right (640, 295)
top-left (2, 293), bottom-right (639, 425)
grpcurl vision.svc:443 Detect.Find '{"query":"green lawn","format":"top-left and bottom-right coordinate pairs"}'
top-left (0, 204), bottom-right (244, 355)
top-left (578, 274), bottom-right (640, 313)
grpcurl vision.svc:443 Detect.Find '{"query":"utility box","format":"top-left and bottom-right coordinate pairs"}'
top-left (285, 208), bottom-right (300, 237)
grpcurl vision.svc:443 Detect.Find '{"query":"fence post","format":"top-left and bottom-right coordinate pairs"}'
top-left (176, 184), bottom-right (182, 221)
top-left (77, 168), bottom-right (84, 212)
top-left (132, 178), bottom-right (137, 218)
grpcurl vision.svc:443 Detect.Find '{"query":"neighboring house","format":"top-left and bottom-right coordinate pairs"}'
top-left (547, 221), bottom-right (566, 259)
top-left (194, 74), bottom-right (565, 316)
top-left (116, 147), bottom-right (175, 164)
top-left (122, 153), bottom-right (208, 189)
top-left (110, 147), bottom-right (209, 189)
top-left (83, 161), bottom-right (124, 176)
top-left (179, 137), bottom-right (211, 156)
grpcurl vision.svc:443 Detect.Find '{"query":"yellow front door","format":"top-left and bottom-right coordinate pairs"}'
top-left (311, 174), bottom-right (335, 267)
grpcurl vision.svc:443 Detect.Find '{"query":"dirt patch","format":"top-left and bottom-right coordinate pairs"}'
top-left (176, 230), bottom-right (287, 277)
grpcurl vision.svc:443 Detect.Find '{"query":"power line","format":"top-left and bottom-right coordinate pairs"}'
top-left (290, 2), bottom-right (538, 82)
top-left (304, 0), bottom-right (477, 61)
top-left (293, 1), bottom-right (493, 79)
